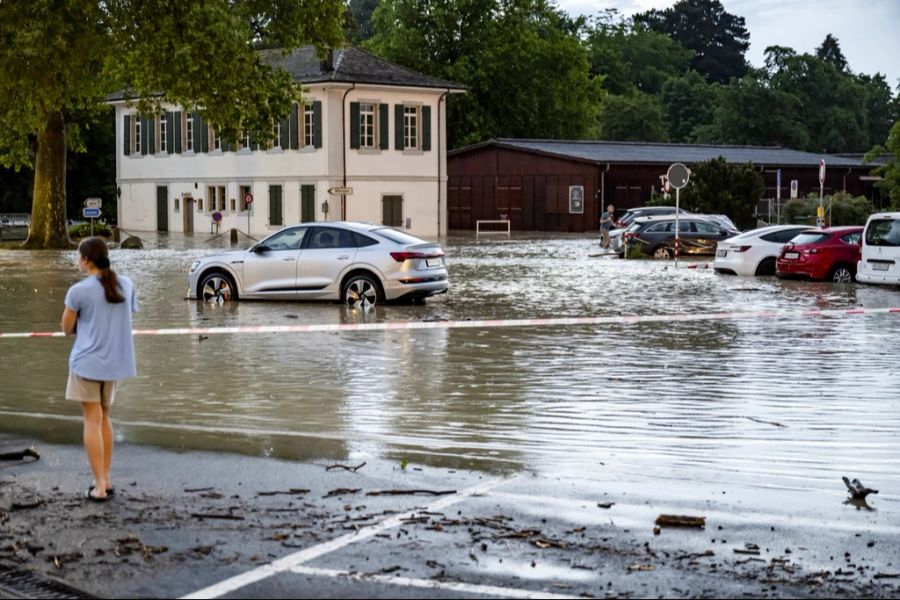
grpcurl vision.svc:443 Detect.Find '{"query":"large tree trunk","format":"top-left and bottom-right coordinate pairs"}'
top-left (23, 111), bottom-right (73, 249)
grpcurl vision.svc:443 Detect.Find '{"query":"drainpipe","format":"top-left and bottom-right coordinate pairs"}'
top-left (600, 163), bottom-right (610, 226)
top-left (842, 167), bottom-right (852, 193)
top-left (437, 90), bottom-right (450, 238)
top-left (341, 83), bottom-right (356, 221)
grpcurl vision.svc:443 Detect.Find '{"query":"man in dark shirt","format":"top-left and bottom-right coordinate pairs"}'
top-left (599, 204), bottom-right (616, 249)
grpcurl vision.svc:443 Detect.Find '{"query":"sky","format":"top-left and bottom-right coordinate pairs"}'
top-left (556, 0), bottom-right (900, 87)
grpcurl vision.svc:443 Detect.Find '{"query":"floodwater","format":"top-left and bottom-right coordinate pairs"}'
top-left (1, 232), bottom-right (899, 520)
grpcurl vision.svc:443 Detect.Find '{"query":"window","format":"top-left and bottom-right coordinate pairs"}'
top-left (242, 131), bottom-right (251, 149)
top-left (354, 233), bottom-right (378, 247)
top-left (695, 222), bottom-right (721, 234)
top-left (159, 116), bottom-right (167, 154)
top-left (272, 124), bottom-right (281, 149)
top-left (761, 229), bottom-right (810, 244)
top-left (197, 197), bottom-right (204, 212)
top-left (263, 227), bottom-right (307, 251)
top-left (174, 197), bottom-right (180, 212)
top-left (185, 113), bottom-right (194, 152)
top-left (134, 117), bottom-right (142, 154)
top-left (360, 103), bottom-right (375, 148)
top-left (217, 186), bottom-right (226, 211)
top-left (404, 106), bottom-right (418, 150)
top-left (792, 232), bottom-right (830, 245)
top-left (308, 227), bottom-right (355, 249)
top-left (211, 126), bottom-right (221, 151)
top-left (239, 185), bottom-right (252, 212)
top-left (646, 222), bottom-right (670, 233)
top-left (865, 219), bottom-right (900, 247)
top-left (841, 232), bottom-right (861, 245)
top-left (304, 105), bottom-right (315, 147)
top-left (207, 187), bottom-right (216, 213)
top-left (230, 197), bottom-right (236, 212)
top-left (372, 227), bottom-right (422, 246)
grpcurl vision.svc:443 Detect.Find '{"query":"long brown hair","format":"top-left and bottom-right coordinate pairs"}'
top-left (78, 238), bottom-right (125, 303)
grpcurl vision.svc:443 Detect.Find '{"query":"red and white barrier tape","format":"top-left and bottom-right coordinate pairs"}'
top-left (2, 307), bottom-right (899, 339)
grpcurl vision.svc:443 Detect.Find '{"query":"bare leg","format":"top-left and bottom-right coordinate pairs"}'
top-left (81, 402), bottom-right (108, 499)
top-left (101, 404), bottom-right (114, 489)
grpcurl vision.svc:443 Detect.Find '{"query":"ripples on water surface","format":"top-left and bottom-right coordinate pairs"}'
top-left (1, 232), bottom-right (898, 515)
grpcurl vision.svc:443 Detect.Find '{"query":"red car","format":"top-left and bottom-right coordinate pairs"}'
top-left (776, 226), bottom-right (863, 283)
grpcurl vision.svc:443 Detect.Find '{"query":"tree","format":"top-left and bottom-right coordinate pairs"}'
top-left (660, 71), bottom-right (719, 142)
top-left (0, 1), bottom-right (344, 248)
top-left (816, 34), bottom-right (848, 72)
top-left (867, 121), bottom-right (900, 211)
top-left (367, 0), bottom-right (604, 147)
top-left (634, 0), bottom-right (749, 84)
top-left (598, 93), bottom-right (667, 142)
top-left (345, 0), bottom-right (380, 43)
top-left (680, 157), bottom-right (764, 229)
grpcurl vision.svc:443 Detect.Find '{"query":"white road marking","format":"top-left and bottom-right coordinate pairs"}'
top-left (289, 565), bottom-right (585, 600)
top-left (180, 476), bottom-right (509, 599)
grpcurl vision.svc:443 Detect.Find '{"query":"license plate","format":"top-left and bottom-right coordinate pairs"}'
top-left (873, 263), bottom-right (890, 271)
top-left (426, 258), bottom-right (443, 268)
top-left (716, 249), bottom-right (727, 258)
top-left (784, 252), bottom-right (800, 260)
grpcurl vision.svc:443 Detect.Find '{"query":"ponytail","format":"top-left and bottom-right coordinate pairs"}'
top-left (78, 238), bottom-right (125, 304)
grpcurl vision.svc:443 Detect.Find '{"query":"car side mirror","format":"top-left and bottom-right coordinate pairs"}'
top-left (253, 244), bottom-right (270, 254)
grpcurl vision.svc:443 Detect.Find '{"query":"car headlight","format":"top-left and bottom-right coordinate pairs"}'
top-left (190, 260), bottom-right (201, 273)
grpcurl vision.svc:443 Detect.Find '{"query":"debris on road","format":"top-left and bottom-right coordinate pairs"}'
top-left (655, 514), bottom-right (706, 528)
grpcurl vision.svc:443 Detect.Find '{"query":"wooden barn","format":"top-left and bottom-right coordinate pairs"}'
top-left (446, 139), bottom-right (884, 232)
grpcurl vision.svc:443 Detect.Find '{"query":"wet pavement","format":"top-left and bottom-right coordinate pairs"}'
top-left (1, 231), bottom-right (900, 597)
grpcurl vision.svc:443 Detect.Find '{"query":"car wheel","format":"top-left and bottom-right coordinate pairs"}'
top-left (199, 272), bottom-right (238, 303)
top-left (831, 265), bottom-right (854, 284)
top-left (755, 257), bottom-right (776, 276)
top-left (342, 273), bottom-right (382, 310)
top-left (652, 246), bottom-right (673, 260)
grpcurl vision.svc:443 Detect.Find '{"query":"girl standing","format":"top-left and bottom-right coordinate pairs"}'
top-left (61, 238), bottom-right (137, 502)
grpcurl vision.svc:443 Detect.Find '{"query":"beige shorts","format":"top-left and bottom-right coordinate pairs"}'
top-left (66, 372), bottom-right (118, 407)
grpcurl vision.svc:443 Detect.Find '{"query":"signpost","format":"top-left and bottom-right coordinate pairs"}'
top-left (774, 169), bottom-right (781, 224)
top-left (666, 163), bottom-right (691, 267)
top-left (818, 160), bottom-right (826, 228)
top-left (244, 193), bottom-right (253, 234)
top-left (212, 211), bottom-right (222, 235)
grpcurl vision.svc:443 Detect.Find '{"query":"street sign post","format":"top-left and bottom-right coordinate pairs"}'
top-left (83, 207), bottom-right (101, 237)
top-left (666, 163), bottom-right (690, 267)
top-left (244, 193), bottom-right (253, 234)
top-left (774, 169), bottom-right (781, 224)
top-left (818, 160), bottom-right (826, 227)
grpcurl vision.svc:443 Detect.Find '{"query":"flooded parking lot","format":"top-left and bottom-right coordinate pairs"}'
top-left (1, 232), bottom-right (899, 524)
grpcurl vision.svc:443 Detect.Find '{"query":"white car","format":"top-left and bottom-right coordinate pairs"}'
top-left (714, 225), bottom-right (813, 276)
top-left (857, 212), bottom-right (900, 285)
top-left (187, 221), bottom-right (449, 308)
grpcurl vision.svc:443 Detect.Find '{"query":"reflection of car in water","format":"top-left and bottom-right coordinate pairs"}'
top-left (776, 227), bottom-right (863, 283)
top-left (622, 215), bottom-right (740, 259)
top-left (187, 221), bottom-right (449, 308)
top-left (857, 212), bottom-right (900, 285)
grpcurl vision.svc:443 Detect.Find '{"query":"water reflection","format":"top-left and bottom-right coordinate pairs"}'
top-left (1, 232), bottom-right (899, 508)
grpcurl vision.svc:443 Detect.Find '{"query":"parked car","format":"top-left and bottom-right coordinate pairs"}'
top-left (187, 222), bottom-right (449, 307)
top-left (714, 225), bottom-right (814, 276)
top-left (705, 214), bottom-right (738, 232)
top-left (609, 206), bottom-right (692, 252)
top-left (623, 214), bottom-right (740, 259)
top-left (775, 227), bottom-right (863, 283)
top-left (856, 212), bottom-right (900, 285)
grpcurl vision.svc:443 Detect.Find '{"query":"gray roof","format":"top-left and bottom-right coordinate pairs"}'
top-left (107, 46), bottom-right (462, 101)
top-left (451, 139), bottom-right (873, 169)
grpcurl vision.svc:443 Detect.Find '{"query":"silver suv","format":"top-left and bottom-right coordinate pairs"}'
top-left (188, 222), bottom-right (448, 308)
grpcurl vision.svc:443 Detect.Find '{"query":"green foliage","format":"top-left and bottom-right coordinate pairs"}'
top-left (816, 34), bottom-right (848, 72)
top-left (367, 0), bottom-right (605, 148)
top-left (599, 93), bottom-right (667, 142)
top-left (69, 223), bottom-right (113, 239)
top-left (782, 193), bottom-right (874, 226)
top-left (680, 157), bottom-right (764, 229)
top-left (624, 242), bottom-right (648, 259)
top-left (866, 121), bottom-right (900, 210)
top-left (634, 0), bottom-right (750, 84)
top-left (660, 71), bottom-right (719, 142)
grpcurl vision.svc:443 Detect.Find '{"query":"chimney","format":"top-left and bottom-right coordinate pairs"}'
top-left (320, 48), bottom-right (335, 72)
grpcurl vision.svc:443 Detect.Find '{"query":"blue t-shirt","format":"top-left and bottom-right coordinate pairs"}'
top-left (65, 275), bottom-right (138, 381)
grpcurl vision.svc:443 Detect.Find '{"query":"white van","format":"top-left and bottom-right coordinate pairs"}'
top-left (857, 212), bottom-right (900, 285)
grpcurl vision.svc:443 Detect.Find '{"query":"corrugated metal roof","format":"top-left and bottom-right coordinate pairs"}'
top-left (452, 138), bottom-right (871, 168)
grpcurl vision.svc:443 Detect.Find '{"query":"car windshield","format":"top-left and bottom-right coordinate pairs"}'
top-left (865, 219), bottom-right (900, 247)
top-left (371, 227), bottom-right (427, 246)
top-left (790, 232), bottom-right (830, 245)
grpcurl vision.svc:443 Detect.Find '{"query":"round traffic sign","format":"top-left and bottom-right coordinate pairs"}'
top-left (667, 163), bottom-right (690, 189)
top-left (244, 193), bottom-right (254, 205)
top-left (212, 211), bottom-right (223, 222)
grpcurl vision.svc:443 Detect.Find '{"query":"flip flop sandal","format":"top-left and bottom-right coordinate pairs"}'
top-left (89, 484), bottom-right (115, 496)
top-left (85, 488), bottom-right (110, 503)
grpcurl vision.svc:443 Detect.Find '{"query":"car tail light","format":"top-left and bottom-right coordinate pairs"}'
top-left (390, 251), bottom-right (444, 262)
top-left (732, 245), bottom-right (752, 253)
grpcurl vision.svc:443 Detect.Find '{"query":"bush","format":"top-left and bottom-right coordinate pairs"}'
top-left (69, 223), bottom-right (112, 238)
top-left (624, 242), bottom-right (648, 259)
top-left (782, 192), bottom-right (874, 226)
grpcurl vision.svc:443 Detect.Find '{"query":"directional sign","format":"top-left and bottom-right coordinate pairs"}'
top-left (328, 187), bottom-right (353, 196)
top-left (84, 198), bottom-right (102, 209)
top-left (83, 207), bottom-right (101, 219)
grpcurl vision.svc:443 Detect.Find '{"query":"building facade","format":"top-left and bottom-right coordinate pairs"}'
top-left (447, 139), bottom-right (884, 232)
top-left (110, 48), bottom-right (464, 239)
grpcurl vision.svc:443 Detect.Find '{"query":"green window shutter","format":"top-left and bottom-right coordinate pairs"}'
top-left (289, 102), bottom-right (299, 149)
top-left (313, 101), bottom-right (322, 148)
top-left (200, 118), bottom-right (209, 153)
top-left (280, 115), bottom-right (290, 149)
top-left (382, 197), bottom-right (391, 225)
top-left (269, 185), bottom-right (283, 226)
top-left (349, 102), bottom-right (360, 149)
top-left (379, 103), bottom-right (389, 150)
top-left (148, 117), bottom-right (156, 154)
top-left (174, 112), bottom-right (182, 153)
top-left (301, 185), bottom-right (316, 222)
top-left (393, 197), bottom-right (402, 226)
top-left (422, 106), bottom-right (432, 151)
top-left (123, 115), bottom-right (131, 156)
top-left (191, 111), bottom-right (202, 152)
top-left (166, 112), bottom-right (175, 154)
top-left (394, 104), bottom-right (404, 150)
top-left (140, 116), bottom-right (150, 155)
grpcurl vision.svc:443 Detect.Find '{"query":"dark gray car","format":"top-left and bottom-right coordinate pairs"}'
top-left (624, 215), bottom-right (741, 259)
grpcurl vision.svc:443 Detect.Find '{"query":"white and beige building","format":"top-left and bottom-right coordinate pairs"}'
top-left (109, 47), bottom-right (464, 239)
